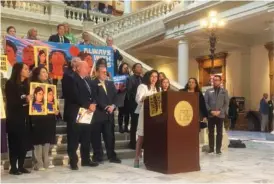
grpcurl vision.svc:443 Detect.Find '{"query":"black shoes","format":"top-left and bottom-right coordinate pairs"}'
top-left (119, 127), bottom-right (124, 133)
top-left (216, 151), bottom-right (222, 155)
top-left (9, 169), bottom-right (22, 175)
top-left (124, 128), bottom-right (129, 133)
top-left (208, 150), bottom-right (214, 154)
top-left (81, 161), bottom-right (99, 167)
top-left (70, 165), bottom-right (79, 170)
top-left (109, 157), bottom-right (121, 164)
top-left (19, 168), bottom-right (31, 174)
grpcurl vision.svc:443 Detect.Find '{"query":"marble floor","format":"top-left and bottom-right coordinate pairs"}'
top-left (1, 131), bottom-right (274, 183)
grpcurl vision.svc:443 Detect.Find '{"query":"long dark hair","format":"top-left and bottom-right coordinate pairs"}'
top-left (9, 63), bottom-right (28, 85)
top-left (38, 50), bottom-right (46, 65)
top-left (33, 86), bottom-right (44, 104)
top-left (47, 87), bottom-right (55, 103)
top-left (31, 66), bottom-right (48, 83)
top-left (184, 77), bottom-right (201, 92)
top-left (143, 70), bottom-right (160, 91)
top-left (118, 62), bottom-right (129, 75)
top-left (229, 97), bottom-right (237, 107)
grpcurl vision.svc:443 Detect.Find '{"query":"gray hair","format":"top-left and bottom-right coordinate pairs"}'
top-left (27, 28), bottom-right (38, 40)
top-left (71, 57), bottom-right (81, 69)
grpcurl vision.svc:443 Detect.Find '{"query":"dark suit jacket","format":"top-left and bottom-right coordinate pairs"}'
top-left (90, 78), bottom-right (118, 122)
top-left (48, 34), bottom-right (70, 43)
top-left (126, 75), bottom-right (142, 113)
top-left (62, 68), bottom-right (74, 122)
top-left (64, 73), bottom-right (95, 123)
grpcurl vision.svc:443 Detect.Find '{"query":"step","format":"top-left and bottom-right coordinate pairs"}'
top-left (56, 125), bottom-right (121, 134)
top-left (56, 132), bottom-right (130, 144)
top-left (52, 140), bottom-right (129, 155)
top-left (2, 149), bottom-right (135, 170)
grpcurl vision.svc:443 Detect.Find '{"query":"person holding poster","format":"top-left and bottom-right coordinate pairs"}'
top-left (5, 63), bottom-right (32, 175)
top-left (106, 36), bottom-right (123, 75)
top-left (30, 66), bottom-right (58, 171)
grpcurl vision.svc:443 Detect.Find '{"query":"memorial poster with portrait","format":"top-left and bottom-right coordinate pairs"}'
top-left (0, 89), bottom-right (6, 119)
top-left (34, 46), bottom-right (49, 70)
top-left (46, 84), bottom-right (57, 114)
top-left (0, 55), bottom-right (8, 73)
top-left (29, 82), bottom-right (47, 115)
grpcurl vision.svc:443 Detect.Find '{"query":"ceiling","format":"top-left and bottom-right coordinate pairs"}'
top-left (129, 9), bottom-right (274, 60)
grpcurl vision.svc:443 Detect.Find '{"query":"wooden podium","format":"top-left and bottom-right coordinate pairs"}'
top-left (143, 91), bottom-right (200, 174)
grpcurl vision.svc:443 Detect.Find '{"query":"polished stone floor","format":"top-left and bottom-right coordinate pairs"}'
top-left (1, 131), bottom-right (274, 183)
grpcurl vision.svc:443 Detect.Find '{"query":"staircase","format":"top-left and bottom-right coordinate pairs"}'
top-left (1, 85), bottom-right (135, 170)
top-left (84, 1), bottom-right (182, 50)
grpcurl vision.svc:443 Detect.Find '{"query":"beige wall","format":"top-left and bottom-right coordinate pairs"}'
top-left (131, 1), bottom-right (160, 12)
top-left (250, 45), bottom-right (269, 110)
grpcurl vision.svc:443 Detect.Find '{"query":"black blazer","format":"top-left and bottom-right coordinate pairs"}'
top-left (64, 73), bottom-right (95, 123)
top-left (126, 74), bottom-right (142, 112)
top-left (48, 34), bottom-right (70, 43)
top-left (5, 80), bottom-right (29, 132)
top-left (179, 89), bottom-right (208, 119)
top-left (90, 78), bottom-right (118, 122)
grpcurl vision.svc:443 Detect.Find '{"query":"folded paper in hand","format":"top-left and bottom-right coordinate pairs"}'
top-left (76, 108), bottom-right (93, 124)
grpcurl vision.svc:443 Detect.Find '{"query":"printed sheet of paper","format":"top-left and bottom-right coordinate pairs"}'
top-left (76, 108), bottom-right (93, 124)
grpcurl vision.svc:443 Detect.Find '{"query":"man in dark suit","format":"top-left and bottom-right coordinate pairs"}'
top-left (63, 60), bottom-right (98, 170)
top-left (48, 24), bottom-right (70, 43)
top-left (204, 75), bottom-right (229, 155)
top-left (126, 63), bottom-right (143, 150)
top-left (90, 65), bottom-right (121, 163)
top-left (62, 57), bottom-right (81, 122)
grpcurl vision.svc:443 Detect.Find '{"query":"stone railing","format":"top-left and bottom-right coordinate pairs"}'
top-left (87, 1), bottom-right (181, 39)
top-left (87, 32), bottom-right (182, 91)
top-left (113, 17), bottom-right (166, 50)
top-left (64, 6), bottom-right (113, 25)
top-left (1, 0), bottom-right (50, 15)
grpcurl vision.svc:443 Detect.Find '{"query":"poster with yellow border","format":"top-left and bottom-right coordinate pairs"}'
top-left (29, 82), bottom-right (47, 116)
top-left (34, 46), bottom-right (49, 70)
top-left (46, 84), bottom-right (57, 114)
top-left (0, 55), bottom-right (8, 72)
top-left (0, 89), bottom-right (6, 119)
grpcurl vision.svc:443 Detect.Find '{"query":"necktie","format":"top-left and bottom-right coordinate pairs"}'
top-left (101, 81), bottom-right (107, 94)
top-left (60, 36), bottom-right (64, 43)
top-left (83, 79), bottom-right (91, 95)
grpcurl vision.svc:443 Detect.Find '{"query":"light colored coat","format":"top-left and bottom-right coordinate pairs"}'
top-left (204, 87), bottom-right (229, 118)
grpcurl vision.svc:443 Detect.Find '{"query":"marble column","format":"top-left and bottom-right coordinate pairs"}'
top-left (241, 48), bottom-right (251, 110)
top-left (178, 39), bottom-right (189, 86)
top-left (124, 0), bottom-right (131, 14)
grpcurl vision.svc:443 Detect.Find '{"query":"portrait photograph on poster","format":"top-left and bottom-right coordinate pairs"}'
top-left (46, 84), bottom-right (57, 114)
top-left (0, 55), bottom-right (8, 72)
top-left (34, 46), bottom-right (49, 70)
top-left (29, 82), bottom-right (47, 115)
top-left (0, 89), bottom-right (6, 119)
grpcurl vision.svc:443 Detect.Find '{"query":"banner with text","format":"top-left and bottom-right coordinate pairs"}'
top-left (5, 35), bottom-right (114, 79)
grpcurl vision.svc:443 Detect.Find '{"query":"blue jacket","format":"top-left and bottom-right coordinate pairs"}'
top-left (259, 98), bottom-right (269, 115)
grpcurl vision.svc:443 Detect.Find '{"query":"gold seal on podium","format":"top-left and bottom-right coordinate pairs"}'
top-left (174, 101), bottom-right (193, 127)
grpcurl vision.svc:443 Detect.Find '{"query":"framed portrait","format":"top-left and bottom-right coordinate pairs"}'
top-left (46, 84), bottom-right (57, 114)
top-left (34, 46), bottom-right (49, 70)
top-left (0, 55), bottom-right (8, 72)
top-left (0, 89), bottom-right (6, 119)
top-left (29, 82), bottom-right (47, 116)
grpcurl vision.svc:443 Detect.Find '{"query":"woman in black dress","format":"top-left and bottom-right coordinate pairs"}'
top-left (5, 63), bottom-right (32, 175)
top-left (180, 78), bottom-right (208, 126)
top-left (30, 66), bottom-right (58, 171)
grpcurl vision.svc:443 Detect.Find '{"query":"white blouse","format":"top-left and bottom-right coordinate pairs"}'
top-left (135, 84), bottom-right (157, 114)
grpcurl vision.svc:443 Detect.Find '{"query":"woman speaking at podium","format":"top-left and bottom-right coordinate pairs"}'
top-left (133, 70), bottom-right (160, 168)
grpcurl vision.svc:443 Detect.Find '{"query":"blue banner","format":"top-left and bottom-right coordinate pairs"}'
top-left (113, 75), bottom-right (128, 92)
top-left (5, 35), bottom-right (114, 78)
